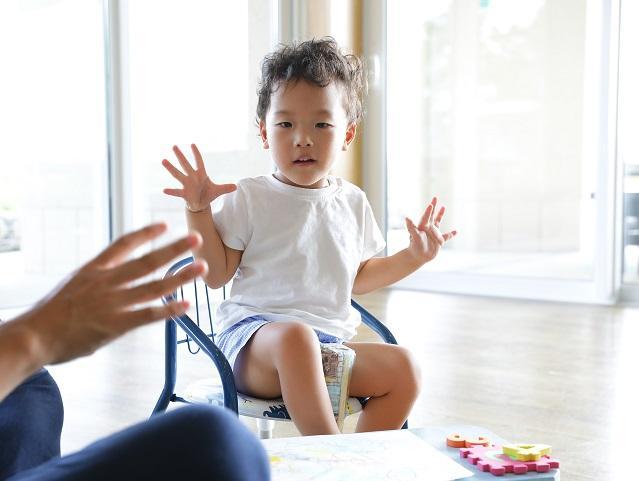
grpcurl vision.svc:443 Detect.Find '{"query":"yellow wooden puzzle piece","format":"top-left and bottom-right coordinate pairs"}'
top-left (503, 443), bottom-right (552, 461)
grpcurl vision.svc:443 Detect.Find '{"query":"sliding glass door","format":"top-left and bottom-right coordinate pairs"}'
top-left (382, 0), bottom-right (617, 303)
top-left (0, 0), bottom-right (109, 308)
top-left (619, 0), bottom-right (639, 299)
top-left (125, 0), bottom-right (276, 244)
top-left (0, 0), bottom-right (277, 312)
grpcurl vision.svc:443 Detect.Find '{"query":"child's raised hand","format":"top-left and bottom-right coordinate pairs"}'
top-left (405, 196), bottom-right (457, 264)
top-left (162, 144), bottom-right (237, 212)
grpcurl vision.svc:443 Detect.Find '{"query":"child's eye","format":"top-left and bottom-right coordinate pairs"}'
top-left (276, 122), bottom-right (292, 128)
top-left (316, 122), bottom-right (333, 128)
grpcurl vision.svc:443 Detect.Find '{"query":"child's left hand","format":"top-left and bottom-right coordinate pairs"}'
top-left (405, 196), bottom-right (457, 264)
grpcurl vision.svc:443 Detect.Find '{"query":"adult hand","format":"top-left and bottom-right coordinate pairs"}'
top-left (15, 223), bottom-right (207, 366)
top-left (162, 144), bottom-right (237, 212)
top-left (405, 196), bottom-right (457, 264)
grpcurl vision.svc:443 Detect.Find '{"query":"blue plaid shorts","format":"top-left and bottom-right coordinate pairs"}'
top-left (216, 316), bottom-right (344, 371)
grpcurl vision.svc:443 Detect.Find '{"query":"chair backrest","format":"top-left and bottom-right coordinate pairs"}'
top-left (163, 256), bottom-right (226, 354)
top-left (163, 256), bottom-right (398, 349)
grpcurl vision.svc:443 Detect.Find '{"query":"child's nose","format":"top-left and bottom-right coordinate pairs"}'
top-left (295, 130), bottom-right (313, 147)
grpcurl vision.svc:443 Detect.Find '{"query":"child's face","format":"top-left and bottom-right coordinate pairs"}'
top-left (259, 80), bottom-right (356, 189)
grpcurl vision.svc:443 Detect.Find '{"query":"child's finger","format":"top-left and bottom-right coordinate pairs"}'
top-left (191, 143), bottom-right (207, 172)
top-left (433, 206), bottom-right (445, 227)
top-left (442, 230), bottom-right (458, 241)
top-left (217, 183), bottom-right (238, 195)
top-left (163, 188), bottom-right (185, 198)
top-left (405, 217), bottom-right (419, 238)
top-left (162, 159), bottom-right (186, 181)
top-left (172, 145), bottom-right (195, 174)
top-left (418, 197), bottom-right (437, 231)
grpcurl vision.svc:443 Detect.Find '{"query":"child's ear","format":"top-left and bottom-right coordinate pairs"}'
top-left (342, 123), bottom-right (357, 151)
top-left (259, 120), bottom-right (269, 149)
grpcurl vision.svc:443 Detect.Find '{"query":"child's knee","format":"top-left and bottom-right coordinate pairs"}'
top-left (272, 322), bottom-right (319, 360)
top-left (393, 347), bottom-right (422, 398)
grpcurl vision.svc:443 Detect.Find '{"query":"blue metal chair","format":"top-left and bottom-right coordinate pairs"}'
top-left (153, 256), bottom-right (406, 438)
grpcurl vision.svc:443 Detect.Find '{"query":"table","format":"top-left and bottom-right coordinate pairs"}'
top-left (263, 425), bottom-right (561, 480)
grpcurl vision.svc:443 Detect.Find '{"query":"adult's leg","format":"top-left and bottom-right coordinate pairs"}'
top-left (234, 321), bottom-right (340, 435)
top-left (344, 342), bottom-right (421, 432)
top-left (9, 405), bottom-right (269, 481)
top-left (0, 369), bottom-right (64, 480)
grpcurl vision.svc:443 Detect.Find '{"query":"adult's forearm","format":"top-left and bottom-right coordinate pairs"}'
top-left (185, 206), bottom-right (229, 287)
top-left (0, 319), bottom-right (45, 401)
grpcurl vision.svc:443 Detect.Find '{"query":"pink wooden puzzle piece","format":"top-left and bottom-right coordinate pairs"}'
top-left (460, 445), bottom-right (560, 476)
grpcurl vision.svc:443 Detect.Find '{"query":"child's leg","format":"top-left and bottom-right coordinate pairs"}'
top-left (344, 342), bottom-right (421, 432)
top-left (234, 321), bottom-right (340, 435)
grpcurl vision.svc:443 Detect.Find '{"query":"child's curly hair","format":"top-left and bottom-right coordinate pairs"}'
top-left (256, 37), bottom-right (366, 124)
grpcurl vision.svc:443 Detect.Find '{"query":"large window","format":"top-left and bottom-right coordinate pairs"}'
top-left (0, 0), bottom-right (108, 309)
top-left (0, 0), bottom-right (276, 312)
top-left (384, 0), bottom-right (613, 301)
top-left (619, 0), bottom-right (639, 285)
top-left (126, 0), bottom-right (275, 244)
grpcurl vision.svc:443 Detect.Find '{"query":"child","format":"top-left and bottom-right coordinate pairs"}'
top-left (162, 38), bottom-right (457, 436)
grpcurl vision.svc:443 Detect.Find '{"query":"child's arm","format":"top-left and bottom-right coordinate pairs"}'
top-left (352, 197), bottom-right (457, 295)
top-left (163, 144), bottom-right (242, 289)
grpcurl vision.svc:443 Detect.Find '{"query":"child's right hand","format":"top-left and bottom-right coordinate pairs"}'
top-left (162, 144), bottom-right (237, 212)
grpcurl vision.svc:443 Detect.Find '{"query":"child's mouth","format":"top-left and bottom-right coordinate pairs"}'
top-left (293, 158), bottom-right (316, 165)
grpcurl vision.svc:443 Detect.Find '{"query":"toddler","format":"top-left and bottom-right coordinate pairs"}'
top-left (162, 37), bottom-right (457, 435)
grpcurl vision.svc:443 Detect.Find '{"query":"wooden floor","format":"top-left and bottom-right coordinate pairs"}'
top-left (46, 288), bottom-right (637, 481)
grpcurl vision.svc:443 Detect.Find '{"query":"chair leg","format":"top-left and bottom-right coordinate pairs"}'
top-left (152, 320), bottom-right (178, 417)
top-left (256, 418), bottom-right (275, 439)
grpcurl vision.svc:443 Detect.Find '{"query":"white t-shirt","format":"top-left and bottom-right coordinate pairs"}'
top-left (212, 174), bottom-right (385, 340)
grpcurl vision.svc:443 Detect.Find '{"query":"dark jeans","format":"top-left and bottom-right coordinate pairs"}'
top-left (0, 370), bottom-right (270, 481)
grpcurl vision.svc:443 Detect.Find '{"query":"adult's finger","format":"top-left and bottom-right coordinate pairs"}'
top-left (173, 145), bottom-right (195, 175)
top-left (162, 159), bottom-right (186, 182)
top-left (116, 300), bottom-right (191, 330)
top-left (88, 223), bottom-right (167, 269)
top-left (106, 232), bottom-right (202, 286)
top-left (191, 143), bottom-right (207, 172)
top-left (112, 260), bottom-right (207, 306)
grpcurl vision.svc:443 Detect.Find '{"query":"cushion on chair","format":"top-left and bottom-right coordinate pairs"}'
top-left (184, 343), bottom-right (362, 425)
top-left (184, 377), bottom-right (363, 421)
top-left (184, 378), bottom-right (362, 421)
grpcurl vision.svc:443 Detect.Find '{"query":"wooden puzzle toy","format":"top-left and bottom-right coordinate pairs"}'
top-left (460, 445), bottom-right (560, 476)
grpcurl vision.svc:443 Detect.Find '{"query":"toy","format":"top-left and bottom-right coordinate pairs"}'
top-left (460, 445), bottom-right (560, 476)
top-left (446, 433), bottom-right (467, 448)
top-left (465, 436), bottom-right (491, 447)
top-left (503, 444), bottom-right (552, 461)
top-left (446, 433), bottom-right (491, 448)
